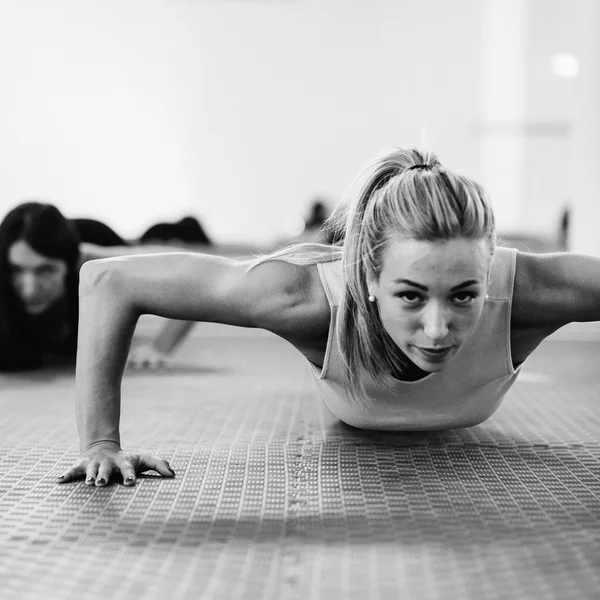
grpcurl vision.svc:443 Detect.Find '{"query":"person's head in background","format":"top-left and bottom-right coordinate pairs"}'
top-left (139, 216), bottom-right (212, 246)
top-left (0, 202), bottom-right (80, 320)
top-left (305, 199), bottom-right (330, 230)
top-left (331, 147), bottom-right (496, 396)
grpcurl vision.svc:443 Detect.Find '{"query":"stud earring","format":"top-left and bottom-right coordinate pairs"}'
top-left (368, 295), bottom-right (376, 303)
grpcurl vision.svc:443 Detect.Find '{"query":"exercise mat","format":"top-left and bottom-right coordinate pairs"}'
top-left (0, 323), bottom-right (598, 600)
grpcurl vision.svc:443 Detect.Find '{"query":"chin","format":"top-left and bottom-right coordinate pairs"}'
top-left (24, 304), bottom-right (50, 315)
top-left (417, 361), bottom-right (448, 373)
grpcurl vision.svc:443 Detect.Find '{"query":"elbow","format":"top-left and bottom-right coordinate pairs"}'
top-left (79, 258), bottom-right (143, 319)
top-left (79, 259), bottom-right (130, 306)
top-left (79, 259), bottom-right (119, 291)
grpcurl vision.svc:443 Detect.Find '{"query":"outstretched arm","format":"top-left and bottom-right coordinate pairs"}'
top-left (80, 242), bottom-right (261, 370)
top-left (80, 242), bottom-right (200, 371)
top-left (513, 251), bottom-right (600, 331)
top-left (58, 252), bottom-right (315, 486)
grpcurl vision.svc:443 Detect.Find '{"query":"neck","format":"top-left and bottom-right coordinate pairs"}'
top-left (24, 294), bottom-right (72, 340)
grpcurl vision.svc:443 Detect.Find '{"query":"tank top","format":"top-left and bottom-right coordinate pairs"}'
top-left (308, 246), bottom-right (521, 430)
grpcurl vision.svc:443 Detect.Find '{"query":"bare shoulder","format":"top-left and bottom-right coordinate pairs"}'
top-left (78, 242), bottom-right (145, 266)
top-left (79, 251), bottom-right (331, 339)
top-left (512, 250), bottom-right (600, 330)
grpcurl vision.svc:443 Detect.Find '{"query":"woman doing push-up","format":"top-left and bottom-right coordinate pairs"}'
top-left (58, 146), bottom-right (600, 486)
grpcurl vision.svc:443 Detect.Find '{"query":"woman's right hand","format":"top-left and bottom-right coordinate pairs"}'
top-left (57, 442), bottom-right (176, 487)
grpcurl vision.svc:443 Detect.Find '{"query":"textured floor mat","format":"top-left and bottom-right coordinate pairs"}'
top-left (0, 323), bottom-right (598, 600)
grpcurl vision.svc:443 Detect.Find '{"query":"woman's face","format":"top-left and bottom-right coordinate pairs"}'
top-left (8, 240), bottom-right (69, 315)
top-left (367, 235), bottom-right (490, 373)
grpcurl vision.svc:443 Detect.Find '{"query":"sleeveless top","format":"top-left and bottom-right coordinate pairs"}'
top-left (308, 246), bottom-right (522, 430)
top-left (0, 296), bottom-right (78, 371)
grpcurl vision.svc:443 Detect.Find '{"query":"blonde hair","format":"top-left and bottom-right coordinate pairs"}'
top-left (251, 147), bottom-right (496, 403)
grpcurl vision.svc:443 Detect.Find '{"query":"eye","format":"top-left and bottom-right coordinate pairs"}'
top-left (396, 291), bottom-right (424, 305)
top-left (452, 291), bottom-right (478, 305)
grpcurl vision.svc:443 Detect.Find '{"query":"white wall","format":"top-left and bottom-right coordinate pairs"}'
top-left (570, 0), bottom-right (600, 257)
top-left (0, 0), bottom-right (483, 244)
top-left (477, 0), bottom-right (577, 238)
top-left (523, 0), bottom-right (576, 237)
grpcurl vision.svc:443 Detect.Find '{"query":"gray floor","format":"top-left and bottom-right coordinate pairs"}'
top-left (0, 319), bottom-right (599, 600)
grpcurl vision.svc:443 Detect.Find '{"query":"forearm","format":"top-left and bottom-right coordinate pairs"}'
top-left (151, 320), bottom-right (196, 355)
top-left (75, 252), bottom-right (243, 450)
top-left (76, 264), bottom-right (140, 452)
top-left (74, 251), bottom-right (270, 452)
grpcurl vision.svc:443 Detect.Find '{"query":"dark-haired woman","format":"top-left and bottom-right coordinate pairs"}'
top-left (0, 202), bottom-right (194, 371)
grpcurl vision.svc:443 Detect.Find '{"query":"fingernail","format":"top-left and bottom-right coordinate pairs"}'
top-left (86, 477), bottom-right (95, 483)
top-left (57, 475), bottom-right (65, 480)
top-left (125, 476), bottom-right (134, 483)
top-left (97, 477), bottom-right (106, 485)
top-left (167, 467), bottom-right (176, 476)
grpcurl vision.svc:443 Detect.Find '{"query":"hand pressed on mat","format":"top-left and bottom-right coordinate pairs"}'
top-left (126, 343), bottom-right (171, 371)
top-left (57, 441), bottom-right (175, 487)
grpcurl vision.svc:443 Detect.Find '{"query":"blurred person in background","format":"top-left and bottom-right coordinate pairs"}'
top-left (139, 216), bottom-right (213, 246)
top-left (0, 202), bottom-right (195, 372)
top-left (302, 198), bottom-right (330, 243)
top-left (277, 197), bottom-right (338, 247)
top-left (558, 204), bottom-right (571, 251)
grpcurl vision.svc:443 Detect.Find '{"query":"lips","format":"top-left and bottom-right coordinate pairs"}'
top-left (24, 301), bottom-right (47, 312)
top-left (414, 346), bottom-right (454, 360)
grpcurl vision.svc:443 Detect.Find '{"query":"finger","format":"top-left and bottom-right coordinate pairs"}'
top-left (146, 354), bottom-right (161, 368)
top-left (131, 358), bottom-right (145, 370)
top-left (127, 350), bottom-right (146, 370)
top-left (152, 358), bottom-right (169, 371)
top-left (85, 463), bottom-right (100, 486)
top-left (95, 460), bottom-right (114, 487)
top-left (117, 460), bottom-right (137, 487)
top-left (136, 455), bottom-right (176, 477)
top-left (57, 464), bottom-right (87, 484)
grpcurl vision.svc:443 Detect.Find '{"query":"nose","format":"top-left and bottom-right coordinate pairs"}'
top-left (421, 302), bottom-right (449, 342)
top-left (18, 274), bottom-right (41, 300)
